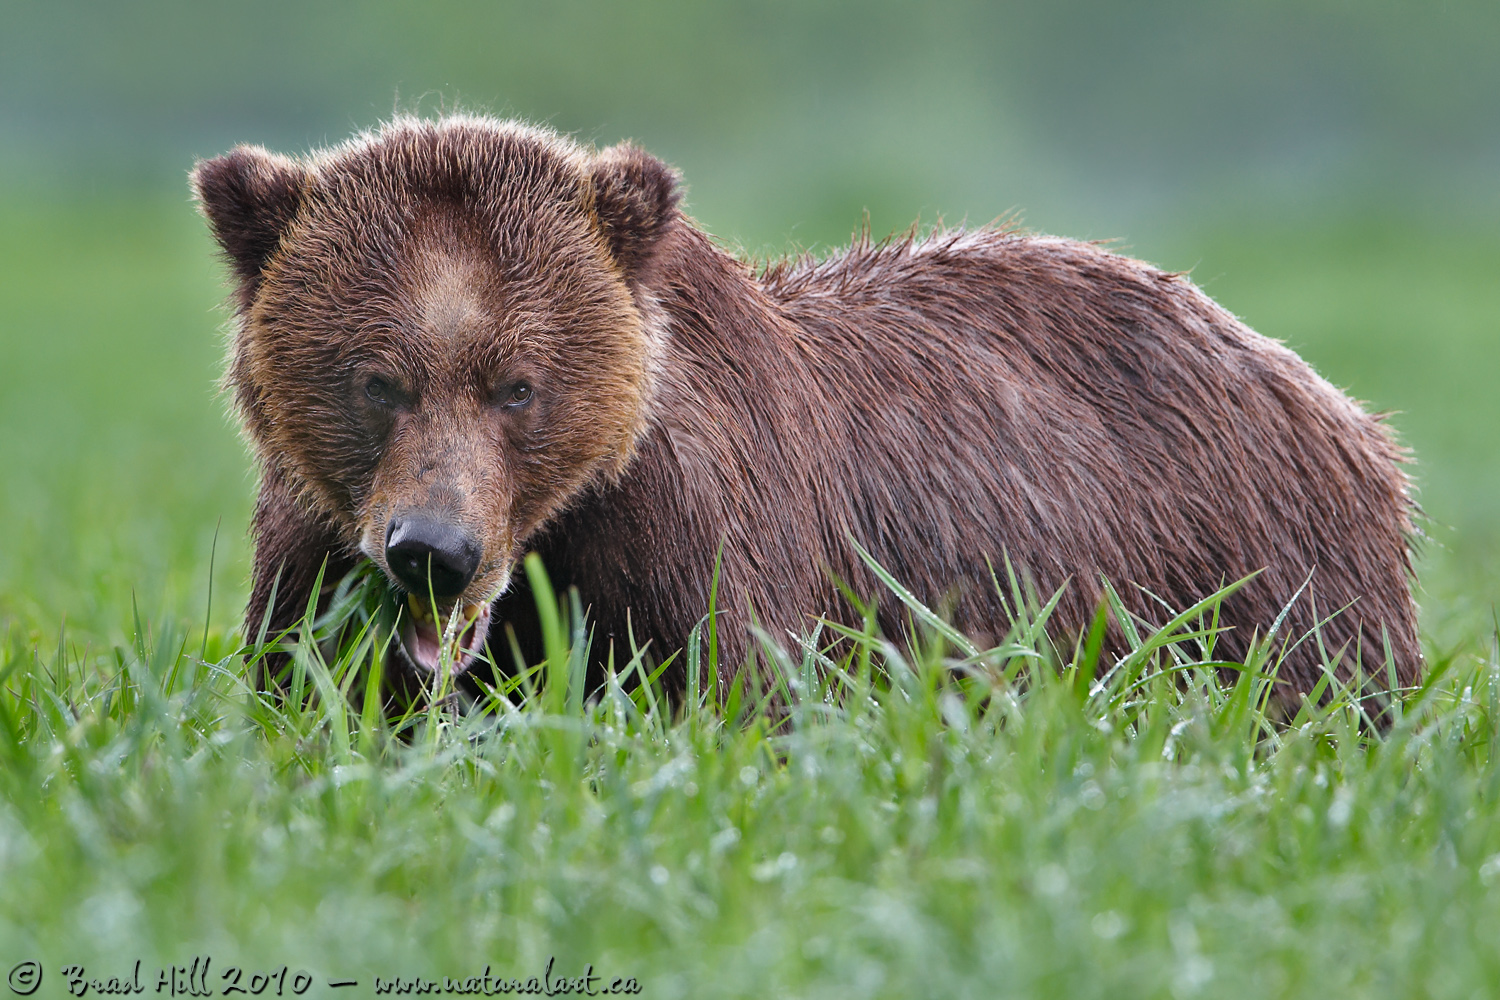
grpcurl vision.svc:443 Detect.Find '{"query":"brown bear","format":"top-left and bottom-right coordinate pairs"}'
top-left (191, 115), bottom-right (1420, 704)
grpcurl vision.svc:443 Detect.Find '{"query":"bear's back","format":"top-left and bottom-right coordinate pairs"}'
top-left (755, 229), bottom-right (1417, 688)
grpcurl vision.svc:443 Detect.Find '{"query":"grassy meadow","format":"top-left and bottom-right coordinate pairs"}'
top-left (2, 184), bottom-right (1499, 997)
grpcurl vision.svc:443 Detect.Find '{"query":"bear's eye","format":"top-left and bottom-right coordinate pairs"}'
top-left (503, 382), bottom-right (533, 408)
top-left (365, 377), bottom-right (398, 406)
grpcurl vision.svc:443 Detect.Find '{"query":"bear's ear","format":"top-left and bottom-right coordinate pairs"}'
top-left (589, 142), bottom-right (681, 282)
top-left (191, 146), bottom-right (308, 305)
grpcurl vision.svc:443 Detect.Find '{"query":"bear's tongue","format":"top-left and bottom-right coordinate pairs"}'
top-left (399, 597), bottom-right (490, 677)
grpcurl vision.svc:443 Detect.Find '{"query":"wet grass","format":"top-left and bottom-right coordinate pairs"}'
top-left (3, 555), bottom-right (1500, 998)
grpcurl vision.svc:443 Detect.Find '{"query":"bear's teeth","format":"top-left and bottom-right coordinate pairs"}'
top-left (407, 593), bottom-right (435, 624)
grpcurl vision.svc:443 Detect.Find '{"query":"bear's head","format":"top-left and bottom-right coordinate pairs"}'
top-left (192, 117), bottom-right (681, 676)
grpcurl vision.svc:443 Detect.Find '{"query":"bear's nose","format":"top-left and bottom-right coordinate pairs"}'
top-left (384, 515), bottom-right (482, 599)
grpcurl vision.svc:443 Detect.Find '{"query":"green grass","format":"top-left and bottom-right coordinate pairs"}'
top-left (3, 188), bottom-right (1500, 995)
top-left (2, 556), bottom-right (1499, 998)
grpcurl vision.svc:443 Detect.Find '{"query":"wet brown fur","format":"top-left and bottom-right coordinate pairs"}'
top-left (193, 116), bottom-right (1421, 701)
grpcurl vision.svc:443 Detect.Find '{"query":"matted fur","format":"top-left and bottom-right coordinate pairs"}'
top-left (192, 116), bottom-right (1420, 700)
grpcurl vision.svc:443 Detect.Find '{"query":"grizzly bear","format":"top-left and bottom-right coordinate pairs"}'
top-left (191, 115), bottom-right (1419, 703)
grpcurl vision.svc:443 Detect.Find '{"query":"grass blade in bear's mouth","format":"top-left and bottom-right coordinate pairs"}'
top-left (398, 595), bottom-right (490, 677)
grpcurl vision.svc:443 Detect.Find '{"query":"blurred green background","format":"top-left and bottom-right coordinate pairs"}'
top-left (1, 0), bottom-right (1496, 654)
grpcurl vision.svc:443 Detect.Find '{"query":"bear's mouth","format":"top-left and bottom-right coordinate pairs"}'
top-left (395, 593), bottom-right (492, 678)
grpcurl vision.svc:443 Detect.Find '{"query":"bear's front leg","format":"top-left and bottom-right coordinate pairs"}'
top-left (244, 464), bottom-right (356, 684)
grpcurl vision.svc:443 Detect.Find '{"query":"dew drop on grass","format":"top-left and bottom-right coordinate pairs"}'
top-left (486, 803), bottom-right (515, 831)
top-left (1092, 910), bottom-right (1127, 940)
top-left (709, 826), bottom-right (740, 854)
top-left (1328, 788), bottom-right (1354, 827)
top-left (1172, 956), bottom-right (1215, 998)
top-left (1034, 863), bottom-right (1068, 897)
top-left (1080, 780), bottom-right (1107, 810)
